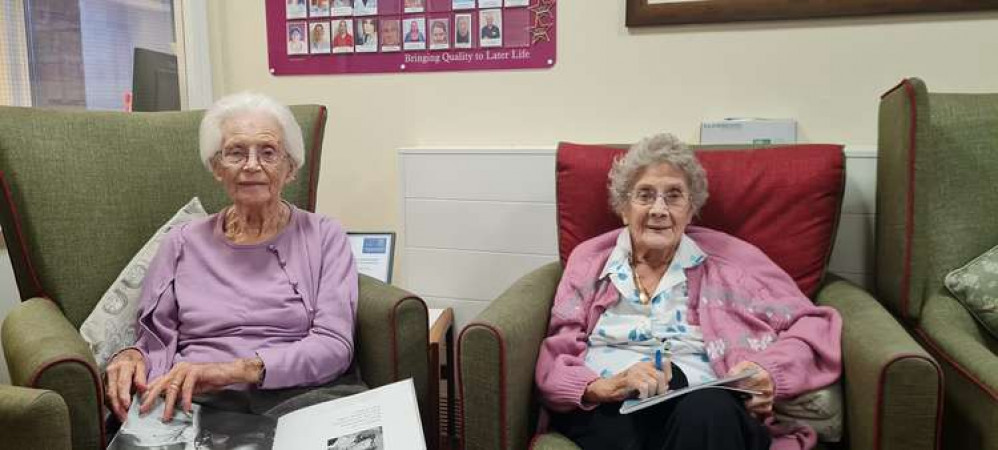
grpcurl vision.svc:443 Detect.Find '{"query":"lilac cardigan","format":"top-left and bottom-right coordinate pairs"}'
top-left (133, 206), bottom-right (358, 390)
top-left (535, 226), bottom-right (842, 450)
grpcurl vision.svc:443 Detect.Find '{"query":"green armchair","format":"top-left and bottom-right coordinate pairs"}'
top-left (458, 143), bottom-right (942, 450)
top-left (0, 106), bottom-right (430, 450)
top-left (877, 78), bottom-right (998, 449)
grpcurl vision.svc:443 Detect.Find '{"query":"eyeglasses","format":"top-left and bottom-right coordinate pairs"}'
top-left (219, 147), bottom-right (287, 167)
top-left (628, 188), bottom-right (690, 209)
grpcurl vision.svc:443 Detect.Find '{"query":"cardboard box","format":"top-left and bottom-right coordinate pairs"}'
top-left (700, 118), bottom-right (797, 145)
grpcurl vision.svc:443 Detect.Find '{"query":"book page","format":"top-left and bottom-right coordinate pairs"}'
top-left (620, 368), bottom-right (760, 415)
top-left (273, 378), bottom-right (425, 450)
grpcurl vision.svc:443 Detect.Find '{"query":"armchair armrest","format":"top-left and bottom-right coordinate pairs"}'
top-left (1, 298), bottom-right (104, 450)
top-left (0, 384), bottom-right (72, 449)
top-left (354, 274), bottom-right (429, 420)
top-left (816, 277), bottom-right (942, 450)
top-left (458, 261), bottom-right (563, 450)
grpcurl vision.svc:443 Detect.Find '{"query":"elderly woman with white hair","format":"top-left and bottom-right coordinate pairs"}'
top-left (535, 134), bottom-right (842, 450)
top-left (104, 92), bottom-right (361, 428)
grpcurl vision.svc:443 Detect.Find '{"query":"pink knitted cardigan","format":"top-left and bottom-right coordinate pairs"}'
top-left (535, 226), bottom-right (842, 450)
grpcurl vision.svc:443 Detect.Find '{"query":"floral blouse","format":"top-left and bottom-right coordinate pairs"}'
top-left (584, 230), bottom-right (716, 384)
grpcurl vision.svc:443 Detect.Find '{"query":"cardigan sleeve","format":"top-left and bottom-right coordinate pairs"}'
top-left (255, 219), bottom-right (358, 388)
top-left (534, 252), bottom-right (602, 413)
top-left (132, 227), bottom-right (185, 382)
top-left (739, 263), bottom-right (843, 400)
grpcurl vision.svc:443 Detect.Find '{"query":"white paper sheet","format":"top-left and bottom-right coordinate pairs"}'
top-left (273, 379), bottom-right (425, 450)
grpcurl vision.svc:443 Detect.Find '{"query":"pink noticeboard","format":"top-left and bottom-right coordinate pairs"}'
top-left (267, 0), bottom-right (556, 75)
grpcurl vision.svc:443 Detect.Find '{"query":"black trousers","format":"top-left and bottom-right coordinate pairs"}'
top-left (551, 365), bottom-right (771, 450)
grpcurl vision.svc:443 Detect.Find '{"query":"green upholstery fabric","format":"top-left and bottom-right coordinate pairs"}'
top-left (816, 277), bottom-right (941, 450)
top-left (944, 243), bottom-right (998, 340)
top-left (0, 105), bottom-right (324, 328)
top-left (877, 78), bottom-right (998, 449)
top-left (877, 79), bottom-right (998, 322)
top-left (0, 105), bottom-right (429, 450)
top-left (2, 298), bottom-right (102, 450)
top-left (459, 262), bottom-right (561, 450)
top-left (355, 274), bottom-right (431, 438)
top-left (920, 293), bottom-right (998, 449)
top-left (0, 385), bottom-right (72, 450)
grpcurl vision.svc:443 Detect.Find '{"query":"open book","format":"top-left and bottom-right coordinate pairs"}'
top-left (109, 378), bottom-right (424, 449)
top-left (274, 378), bottom-right (425, 449)
top-left (619, 368), bottom-right (762, 415)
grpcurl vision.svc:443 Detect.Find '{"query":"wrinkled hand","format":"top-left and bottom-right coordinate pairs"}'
top-left (727, 361), bottom-right (775, 418)
top-left (105, 349), bottom-right (148, 422)
top-left (140, 358), bottom-right (263, 421)
top-left (583, 361), bottom-right (671, 403)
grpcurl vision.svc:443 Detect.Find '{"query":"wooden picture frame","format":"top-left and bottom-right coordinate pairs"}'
top-left (626, 0), bottom-right (998, 27)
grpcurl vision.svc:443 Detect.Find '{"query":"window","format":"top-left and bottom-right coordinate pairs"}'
top-left (1, 0), bottom-right (206, 111)
top-left (0, 0), bottom-right (31, 106)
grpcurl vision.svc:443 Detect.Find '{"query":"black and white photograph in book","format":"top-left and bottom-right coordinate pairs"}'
top-left (326, 426), bottom-right (384, 450)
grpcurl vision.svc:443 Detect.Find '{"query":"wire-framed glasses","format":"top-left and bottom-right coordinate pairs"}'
top-left (219, 147), bottom-right (287, 166)
top-left (628, 188), bottom-right (690, 209)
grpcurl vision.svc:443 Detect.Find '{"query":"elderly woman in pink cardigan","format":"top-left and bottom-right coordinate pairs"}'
top-left (535, 134), bottom-right (842, 450)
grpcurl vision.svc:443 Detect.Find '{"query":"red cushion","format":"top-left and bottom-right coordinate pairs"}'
top-left (556, 142), bottom-right (844, 298)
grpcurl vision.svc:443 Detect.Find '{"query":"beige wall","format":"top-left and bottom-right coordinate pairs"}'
top-left (208, 0), bottom-right (998, 237)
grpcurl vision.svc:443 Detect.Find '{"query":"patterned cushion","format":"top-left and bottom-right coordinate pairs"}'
top-left (79, 197), bottom-right (207, 369)
top-left (775, 382), bottom-right (844, 442)
top-left (944, 243), bottom-right (998, 340)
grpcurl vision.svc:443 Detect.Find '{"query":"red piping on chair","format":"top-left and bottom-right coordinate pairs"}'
top-left (900, 79), bottom-right (919, 321)
top-left (28, 356), bottom-right (107, 448)
top-left (389, 294), bottom-right (430, 380)
top-left (389, 299), bottom-right (399, 381)
top-left (389, 295), bottom-right (430, 381)
top-left (457, 322), bottom-right (508, 450)
top-left (877, 79), bottom-right (919, 321)
top-left (306, 106), bottom-right (327, 212)
top-left (0, 172), bottom-right (48, 300)
top-left (873, 353), bottom-right (944, 450)
top-left (915, 327), bottom-right (997, 401)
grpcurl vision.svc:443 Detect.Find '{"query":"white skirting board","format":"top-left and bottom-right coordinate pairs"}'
top-left (399, 146), bottom-right (877, 328)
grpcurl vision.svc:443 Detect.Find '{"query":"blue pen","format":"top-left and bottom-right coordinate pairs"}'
top-left (654, 348), bottom-right (663, 371)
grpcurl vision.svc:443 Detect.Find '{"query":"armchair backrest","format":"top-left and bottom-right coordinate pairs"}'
top-left (877, 78), bottom-right (998, 322)
top-left (0, 105), bottom-right (327, 328)
top-left (556, 142), bottom-right (845, 299)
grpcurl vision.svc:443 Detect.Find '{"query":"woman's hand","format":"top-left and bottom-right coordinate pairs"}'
top-left (727, 361), bottom-right (775, 418)
top-left (105, 349), bottom-right (148, 422)
top-left (140, 357), bottom-right (264, 421)
top-left (583, 361), bottom-right (671, 403)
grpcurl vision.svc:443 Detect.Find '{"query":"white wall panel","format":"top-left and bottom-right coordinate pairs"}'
top-left (406, 248), bottom-right (556, 301)
top-left (405, 199), bottom-right (558, 255)
top-left (401, 151), bottom-right (555, 203)
top-left (828, 213), bottom-right (876, 275)
top-left (841, 153), bottom-right (878, 215)
top-left (421, 296), bottom-right (491, 329)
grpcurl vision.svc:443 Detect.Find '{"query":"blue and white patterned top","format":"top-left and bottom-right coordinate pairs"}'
top-left (584, 230), bottom-right (717, 384)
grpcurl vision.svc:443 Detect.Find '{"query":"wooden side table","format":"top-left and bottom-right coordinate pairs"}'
top-left (428, 308), bottom-right (454, 450)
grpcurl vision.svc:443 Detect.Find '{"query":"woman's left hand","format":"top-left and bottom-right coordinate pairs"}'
top-left (726, 361), bottom-right (775, 419)
top-left (139, 358), bottom-right (263, 421)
